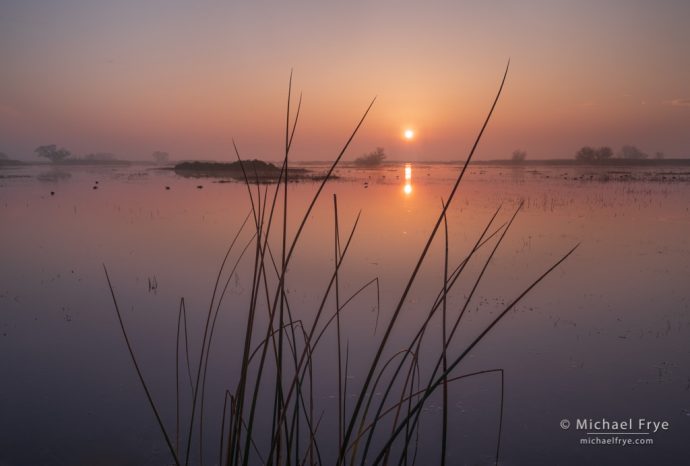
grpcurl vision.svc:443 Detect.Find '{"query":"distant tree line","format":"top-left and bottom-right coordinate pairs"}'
top-left (34, 145), bottom-right (119, 162)
top-left (575, 146), bottom-right (613, 162)
top-left (32, 144), bottom-right (173, 164)
top-left (35, 144), bottom-right (73, 162)
top-left (575, 145), bottom-right (664, 162)
top-left (34, 145), bottom-right (123, 163)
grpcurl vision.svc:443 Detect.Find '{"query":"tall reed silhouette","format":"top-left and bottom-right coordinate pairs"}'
top-left (105, 62), bottom-right (578, 466)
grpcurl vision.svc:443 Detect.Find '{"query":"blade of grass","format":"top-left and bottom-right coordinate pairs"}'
top-left (103, 265), bottom-right (181, 466)
top-left (176, 297), bottom-right (193, 456)
top-left (440, 200), bottom-right (449, 466)
top-left (334, 193), bottom-right (345, 449)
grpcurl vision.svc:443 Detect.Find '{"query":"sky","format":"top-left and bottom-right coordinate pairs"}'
top-left (1, 0), bottom-right (689, 161)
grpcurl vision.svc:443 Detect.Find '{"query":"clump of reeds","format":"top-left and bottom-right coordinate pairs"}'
top-left (104, 63), bottom-right (578, 466)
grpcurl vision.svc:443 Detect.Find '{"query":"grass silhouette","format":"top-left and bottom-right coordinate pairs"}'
top-left (104, 62), bottom-right (578, 466)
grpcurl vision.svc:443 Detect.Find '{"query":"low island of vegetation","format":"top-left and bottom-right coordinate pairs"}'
top-left (173, 159), bottom-right (310, 182)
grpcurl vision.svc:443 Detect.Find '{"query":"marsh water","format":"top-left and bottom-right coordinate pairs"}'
top-left (1, 162), bottom-right (689, 465)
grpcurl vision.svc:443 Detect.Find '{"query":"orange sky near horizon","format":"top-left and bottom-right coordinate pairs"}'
top-left (1, 0), bottom-right (689, 161)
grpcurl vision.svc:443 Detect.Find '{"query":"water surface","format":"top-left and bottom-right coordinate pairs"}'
top-left (1, 162), bottom-right (689, 465)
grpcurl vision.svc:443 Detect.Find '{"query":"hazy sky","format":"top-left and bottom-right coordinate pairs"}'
top-left (1, 0), bottom-right (689, 161)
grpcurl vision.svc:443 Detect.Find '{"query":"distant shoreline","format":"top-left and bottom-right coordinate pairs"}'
top-left (0, 159), bottom-right (132, 167)
top-left (289, 158), bottom-right (690, 167)
top-left (469, 158), bottom-right (690, 167)
top-left (3, 158), bottom-right (690, 169)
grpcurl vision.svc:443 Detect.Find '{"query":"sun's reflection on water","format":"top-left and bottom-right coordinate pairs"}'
top-left (403, 163), bottom-right (413, 195)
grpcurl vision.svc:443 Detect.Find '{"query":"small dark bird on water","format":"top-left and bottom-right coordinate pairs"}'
top-left (165, 186), bottom-right (170, 190)
top-left (93, 186), bottom-right (98, 190)
top-left (197, 185), bottom-right (203, 189)
top-left (50, 191), bottom-right (55, 196)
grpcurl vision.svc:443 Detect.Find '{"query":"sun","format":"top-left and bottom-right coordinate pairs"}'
top-left (403, 129), bottom-right (415, 140)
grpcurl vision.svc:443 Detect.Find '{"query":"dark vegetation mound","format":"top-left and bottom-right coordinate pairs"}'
top-left (174, 159), bottom-right (310, 181)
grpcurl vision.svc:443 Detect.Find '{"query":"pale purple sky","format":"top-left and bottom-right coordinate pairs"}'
top-left (1, 0), bottom-right (689, 161)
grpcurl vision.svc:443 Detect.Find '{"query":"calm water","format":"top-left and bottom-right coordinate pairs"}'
top-left (1, 162), bottom-right (689, 465)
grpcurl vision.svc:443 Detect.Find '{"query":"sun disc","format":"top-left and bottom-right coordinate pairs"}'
top-left (404, 129), bottom-right (414, 140)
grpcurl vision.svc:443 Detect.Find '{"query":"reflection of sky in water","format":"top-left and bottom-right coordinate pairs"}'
top-left (1, 163), bottom-right (689, 464)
